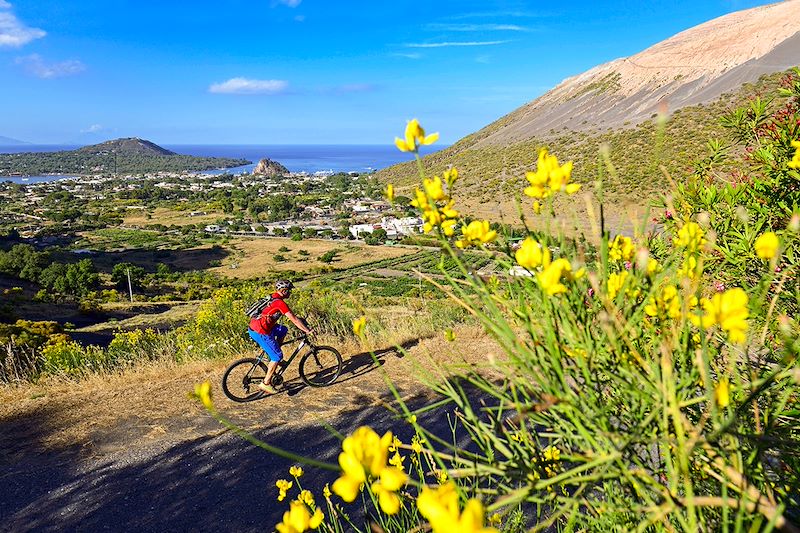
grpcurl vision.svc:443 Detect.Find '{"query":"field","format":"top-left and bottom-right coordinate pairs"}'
top-left (123, 207), bottom-right (224, 227)
top-left (209, 238), bottom-right (413, 279)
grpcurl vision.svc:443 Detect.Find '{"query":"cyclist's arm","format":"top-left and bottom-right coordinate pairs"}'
top-left (285, 311), bottom-right (313, 334)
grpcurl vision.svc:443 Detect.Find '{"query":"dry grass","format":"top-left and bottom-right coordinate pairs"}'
top-left (74, 302), bottom-right (201, 334)
top-left (212, 238), bottom-right (412, 279)
top-left (456, 190), bottom-right (651, 241)
top-left (0, 325), bottom-right (501, 461)
top-left (123, 207), bottom-right (223, 227)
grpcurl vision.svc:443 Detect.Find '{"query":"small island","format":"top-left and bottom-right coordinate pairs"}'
top-left (0, 137), bottom-right (250, 176)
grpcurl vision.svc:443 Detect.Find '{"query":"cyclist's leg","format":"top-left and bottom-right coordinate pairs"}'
top-left (250, 330), bottom-right (283, 390)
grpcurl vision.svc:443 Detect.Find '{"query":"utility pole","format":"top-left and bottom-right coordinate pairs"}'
top-left (126, 267), bottom-right (134, 302)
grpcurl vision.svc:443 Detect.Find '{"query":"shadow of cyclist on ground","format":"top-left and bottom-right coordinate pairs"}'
top-left (280, 337), bottom-right (421, 397)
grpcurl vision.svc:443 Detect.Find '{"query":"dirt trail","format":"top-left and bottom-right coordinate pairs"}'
top-left (0, 328), bottom-right (498, 532)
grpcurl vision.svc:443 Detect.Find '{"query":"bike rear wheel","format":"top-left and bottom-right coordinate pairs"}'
top-left (299, 346), bottom-right (343, 387)
top-left (222, 357), bottom-right (268, 402)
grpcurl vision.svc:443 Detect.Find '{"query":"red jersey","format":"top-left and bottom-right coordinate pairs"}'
top-left (248, 293), bottom-right (290, 335)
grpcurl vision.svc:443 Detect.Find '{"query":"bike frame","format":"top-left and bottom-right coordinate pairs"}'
top-left (257, 333), bottom-right (311, 377)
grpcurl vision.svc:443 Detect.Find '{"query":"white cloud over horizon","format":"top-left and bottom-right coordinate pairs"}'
top-left (425, 23), bottom-right (528, 32)
top-left (15, 54), bottom-right (85, 78)
top-left (404, 40), bottom-right (509, 48)
top-left (392, 52), bottom-right (422, 59)
top-left (81, 124), bottom-right (104, 133)
top-left (209, 77), bottom-right (289, 95)
top-left (0, 6), bottom-right (46, 47)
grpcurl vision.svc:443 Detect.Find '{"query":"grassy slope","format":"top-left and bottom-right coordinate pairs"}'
top-left (377, 71), bottom-right (790, 232)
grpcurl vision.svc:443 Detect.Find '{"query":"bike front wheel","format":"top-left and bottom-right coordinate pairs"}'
top-left (299, 346), bottom-right (343, 387)
top-left (222, 357), bottom-right (268, 402)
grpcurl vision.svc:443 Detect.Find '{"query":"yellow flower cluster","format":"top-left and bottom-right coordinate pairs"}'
top-left (352, 316), bottom-right (366, 337)
top-left (673, 221), bottom-right (706, 253)
top-left (276, 501), bottom-right (324, 533)
top-left (395, 118), bottom-right (439, 153)
top-left (274, 466), bottom-right (324, 533)
top-left (607, 271), bottom-right (639, 300)
top-left (411, 175), bottom-right (460, 235)
top-left (523, 149), bottom-right (581, 213)
top-left (417, 482), bottom-right (498, 533)
top-left (754, 231), bottom-right (779, 259)
top-left (691, 288), bottom-right (749, 344)
top-left (644, 285), bottom-right (697, 320)
top-left (332, 426), bottom-right (407, 514)
top-left (299, 490), bottom-right (314, 506)
top-left (538, 259), bottom-right (584, 296)
top-left (677, 255), bottom-right (701, 280)
top-left (673, 221), bottom-right (706, 279)
top-left (514, 237), bottom-right (584, 296)
top-left (541, 446), bottom-right (562, 478)
top-left (608, 235), bottom-right (634, 262)
top-left (715, 378), bottom-right (731, 408)
top-left (455, 220), bottom-right (497, 249)
top-left (276, 479), bottom-right (293, 501)
top-left (193, 381), bottom-right (213, 410)
top-left (788, 140), bottom-right (800, 169)
top-left (515, 237), bottom-right (549, 269)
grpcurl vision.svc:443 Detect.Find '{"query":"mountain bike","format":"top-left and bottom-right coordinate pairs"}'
top-left (221, 333), bottom-right (343, 402)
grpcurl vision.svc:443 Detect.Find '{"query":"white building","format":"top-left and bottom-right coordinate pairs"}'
top-left (349, 224), bottom-right (376, 238)
top-left (381, 217), bottom-right (423, 237)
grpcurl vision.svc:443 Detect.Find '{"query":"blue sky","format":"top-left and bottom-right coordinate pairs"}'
top-left (0, 0), bottom-right (774, 144)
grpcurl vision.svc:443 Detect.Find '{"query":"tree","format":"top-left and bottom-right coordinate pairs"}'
top-left (318, 250), bottom-right (338, 263)
top-left (111, 262), bottom-right (147, 291)
top-left (303, 228), bottom-right (318, 239)
top-left (38, 259), bottom-right (99, 299)
top-left (364, 228), bottom-right (388, 245)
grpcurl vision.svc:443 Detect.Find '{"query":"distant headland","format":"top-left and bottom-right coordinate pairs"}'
top-left (0, 137), bottom-right (250, 176)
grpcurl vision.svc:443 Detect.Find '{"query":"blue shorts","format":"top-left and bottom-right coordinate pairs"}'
top-left (248, 325), bottom-right (288, 362)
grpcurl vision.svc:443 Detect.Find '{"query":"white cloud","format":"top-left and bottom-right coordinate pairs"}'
top-left (15, 54), bottom-right (85, 78)
top-left (294, 15), bottom-right (305, 22)
top-left (426, 23), bottom-right (528, 32)
top-left (405, 40), bottom-right (509, 48)
top-left (81, 124), bottom-right (104, 133)
top-left (0, 1), bottom-right (11, 9)
top-left (450, 10), bottom-right (549, 20)
top-left (392, 52), bottom-right (422, 60)
top-left (476, 54), bottom-right (491, 64)
top-left (272, 0), bottom-right (301, 7)
top-left (209, 77), bottom-right (289, 95)
top-left (0, 10), bottom-right (46, 47)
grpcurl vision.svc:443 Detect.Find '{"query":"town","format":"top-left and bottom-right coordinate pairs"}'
top-left (0, 167), bottom-right (424, 245)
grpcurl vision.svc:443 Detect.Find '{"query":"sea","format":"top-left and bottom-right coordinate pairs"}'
top-left (0, 144), bottom-right (444, 184)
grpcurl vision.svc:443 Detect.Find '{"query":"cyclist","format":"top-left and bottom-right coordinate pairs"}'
top-left (248, 280), bottom-right (314, 394)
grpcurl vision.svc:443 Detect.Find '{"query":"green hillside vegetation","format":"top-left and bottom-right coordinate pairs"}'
top-left (377, 70), bottom-right (795, 218)
top-left (0, 140), bottom-right (248, 176)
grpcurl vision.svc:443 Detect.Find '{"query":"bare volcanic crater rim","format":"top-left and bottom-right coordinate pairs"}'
top-left (472, 0), bottom-right (800, 147)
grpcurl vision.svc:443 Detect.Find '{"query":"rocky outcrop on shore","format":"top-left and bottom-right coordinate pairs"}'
top-left (252, 158), bottom-right (289, 177)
